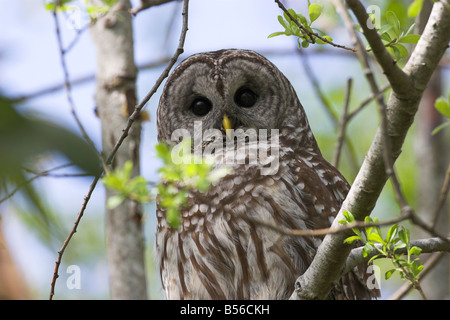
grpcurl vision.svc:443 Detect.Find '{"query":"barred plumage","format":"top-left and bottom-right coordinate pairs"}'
top-left (156, 49), bottom-right (378, 300)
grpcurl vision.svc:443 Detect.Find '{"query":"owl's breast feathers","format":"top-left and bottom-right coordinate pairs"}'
top-left (156, 134), bottom-right (378, 299)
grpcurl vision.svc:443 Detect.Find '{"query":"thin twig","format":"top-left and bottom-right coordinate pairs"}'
top-left (13, 57), bottom-right (171, 102)
top-left (51, 8), bottom-right (108, 173)
top-left (274, 0), bottom-right (356, 52)
top-left (333, 78), bottom-right (353, 168)
top-left (432, 161), bottom-right (450, 228)
top-left (241, 210), bottom-right (412, 238)
top-left (49, 174), bottom-right (101, 300)
top-left (60, 7), bottom-right (93, 55)
top-left (409, 211), bottom-right (450, 245)
top-left (297, 49), bottom-right (339, 124)
top-left (332, 0), bottom-right (406, 210)
top-left (346, 83), bottom-right (391, 121)
top-left (389, 252), bottom-right (427, 299)
top-left (0, 163), bottom-right (75, 204)
top-left (389, 251), bottom-right (447, 300)
top-left (345, 0), bottom-right (411, 94)
top-left (296, 49), bottom-right (359, 172)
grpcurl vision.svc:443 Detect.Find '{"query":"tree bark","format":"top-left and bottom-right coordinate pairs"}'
top-left (291, 0), bottom-right (450, 300)
top-left (90, 0), bottom-right (147, 299)
top-left (414, 0), bottom-right (449, 300)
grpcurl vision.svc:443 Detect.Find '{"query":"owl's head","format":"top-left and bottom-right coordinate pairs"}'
top-left (157, 49), bottom-right (318, 152)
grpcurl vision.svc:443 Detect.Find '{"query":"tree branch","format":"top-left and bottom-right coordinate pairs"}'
top-left (333, 78), bottom-right (352, 169)
top-left (432, 162), bottom-right (450, 228)
top-left (51, 7), bottom-right (107, 172)
top-left (49, 174), bottom-right (101, 300)
top-left (389, 251), bottom-right (447, 300)
top-left (346, 0), bottom-right (412, 95)
top-left (344, 237), bottom-right (450, 275)
top-left (290, 0), bottom-right (450, 300)
top-left (274, 0), bottom-right (356, 52)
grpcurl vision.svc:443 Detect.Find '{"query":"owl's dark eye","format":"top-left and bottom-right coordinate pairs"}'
top-left (190, 97), bottom-right (212, 116)
top-left (234, 88), bottom-right (257, 108)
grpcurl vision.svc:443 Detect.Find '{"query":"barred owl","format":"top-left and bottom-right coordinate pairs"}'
top-left (156, 49), bottom-right (377, 300)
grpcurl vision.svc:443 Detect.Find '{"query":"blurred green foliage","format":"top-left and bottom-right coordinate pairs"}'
top-left (102, 140), bottom-right (230, 229)
top-left (0, 96), bottom-right (100, 243)
top-left (0, 96), bottom-right (100, 196)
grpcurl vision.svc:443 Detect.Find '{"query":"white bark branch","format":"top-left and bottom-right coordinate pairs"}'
top-left (290, 0), bottom-right (450, 300)
top-left (90, 0), bottom-right (147, 299)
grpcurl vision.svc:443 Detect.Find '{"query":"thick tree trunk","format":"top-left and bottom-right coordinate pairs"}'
top-left (414, 0), bottom-right (449, 299)
top-left (90, 0), bottom-right (147, 299)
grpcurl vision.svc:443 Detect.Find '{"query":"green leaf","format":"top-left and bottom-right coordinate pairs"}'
top-left (268, 31), bottom-right (287, 38)
top-left (362, 242), bottom-right (372, 258)
top-left (393, 43), bottom-right (409, 59)
top-left (102, 174), bottom-right (123, 190)
top-left (367, 232), bottom-right (385, 244)
top-left (386, 11), bottom-right (400, 36)
top-left (106, 194), bottom-right (125, 209)
top-left (342, 210), bottom-right (355, 223)
top-left (308, 3), bottom-right (323, 23)
top-left (368, 254), bottom-right (382, 263)
top-left (398, 34), bottom-right (421, 44)
top-left (45, 3), bottom-right (55, 10)
top-left (315, 35), bottom-right (332, 44)
top-left (166, 207), bottom-right (181, 229)
top-left (364, 216), bottom-right (374, 235)
top-left (278, 15), bottom-right (290, 31)
top-left (103, 0), bottom-right (118, 5)
top-left (378, 24), bottom-right (394, 35)
top-left (385, 269), bottom-right (397, 280)
top-left (398, 228), bottom-right (411, 247)
top-left (393, 242), bottom-right (407, 252)
top-left (344, 235), bottom-right (363, 244)
top-left (386, 224), bottom-right (399, 244)
top-left (413, 263), bottom-right (424, 276)
top-left (296, 12), bottom-right (307, 25)
top-left (404, 23), bottom-right (417, 37)
top-left (408, 0), bottom-right (424, 18)
top-left (45, 0), bottom-right (74, 11)
top-left (435, 96), bottom-right (450, 118)
top-left (380, 32), bottom-right (393, 44)
top-left (432, 121), bottom-right (450, 135)
top-left (409, 246), bottom-right (422, 256)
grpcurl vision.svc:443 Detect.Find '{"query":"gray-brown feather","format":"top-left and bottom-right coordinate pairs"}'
top-left (156, 49), bottom-right (378, 300)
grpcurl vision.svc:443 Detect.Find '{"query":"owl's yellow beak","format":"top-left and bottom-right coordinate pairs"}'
top-left (222, 113), bottom-right (233, 139)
